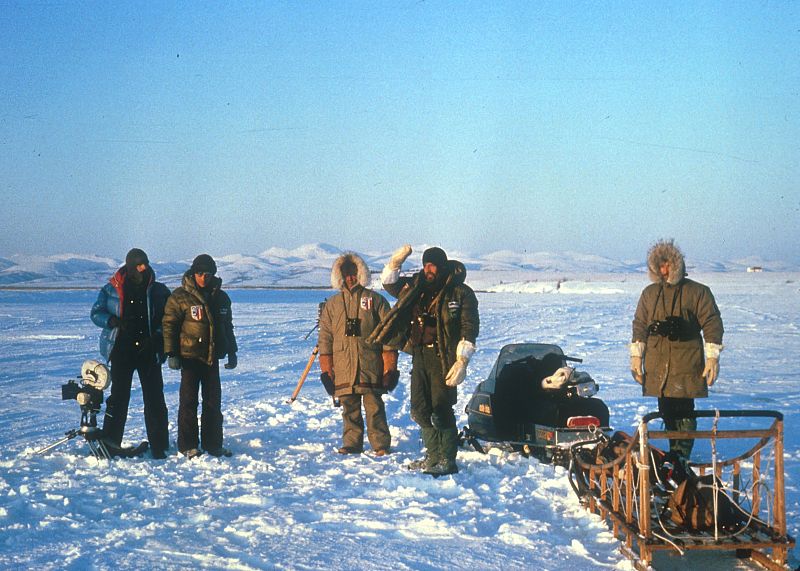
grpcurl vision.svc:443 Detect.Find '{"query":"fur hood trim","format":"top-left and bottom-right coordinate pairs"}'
top-left (647, 239), bottom-right (686, 285)
top-left (331, 252), bottom-right (371, 290)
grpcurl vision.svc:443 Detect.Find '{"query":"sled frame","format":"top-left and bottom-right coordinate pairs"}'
top-left (571, 410), bottom-right (794, 571)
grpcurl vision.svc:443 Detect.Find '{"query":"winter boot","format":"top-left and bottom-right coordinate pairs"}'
top-left (182, 448), bottom-right (203, 459)
top-left (422, 426), bottom-right (442, 465)
top-left (337, 446), bottom-right (363, 455)
top-left (206, 446), bottom-right (232, 458)
top-left (423, 459), bottom-right (459, 477)
top-left (408, 426), bottom-right (441, 470)
top-left (438, 427), bottom-right (460, 465)
top-left (406, 457), bottom-right (431, 471)
top-left (424, 426), bottom-right (459, 476)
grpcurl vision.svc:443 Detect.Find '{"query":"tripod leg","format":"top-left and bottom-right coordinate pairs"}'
top-left (35, 430), bottom-right (80, 456)
top-left (88, 439), bottom-right (106, 460)
top-left (95, 439), bottom-right (112, 460)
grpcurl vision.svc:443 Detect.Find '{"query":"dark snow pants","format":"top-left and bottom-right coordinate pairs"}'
top-left (658, 397), bottom-right (696, 459)
top-left (339, 393), bottom-right (391, 452)
top-left (178, 359), bottom-right (223, 452)
top-left (410, 345), bottom-right (458, 464)
top-left (104, 348), bottom-right (169, 452)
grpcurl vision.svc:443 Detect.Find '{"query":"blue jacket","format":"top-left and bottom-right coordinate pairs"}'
top-left (90, 267), bottom-right (171, 362)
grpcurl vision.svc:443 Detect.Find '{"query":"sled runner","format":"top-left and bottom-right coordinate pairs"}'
top-left (460, 343), bottom-right (611, 465)
top-left (568, 410), bottom-right (795, 570)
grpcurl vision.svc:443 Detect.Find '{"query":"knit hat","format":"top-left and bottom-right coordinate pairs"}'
top-left (125, 248), bottom-right (149, 268)
top-left (190, 254), bottom-right (217, 275)
top-left (422, 247), bottom-right (447, 268)
top-left (124, 248), bottom-right (149, 284)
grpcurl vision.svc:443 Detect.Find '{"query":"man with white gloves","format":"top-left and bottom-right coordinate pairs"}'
top-left (631, 239), bottom-right (724, 460)
top-left (367, 245), bottom-right (479, 476)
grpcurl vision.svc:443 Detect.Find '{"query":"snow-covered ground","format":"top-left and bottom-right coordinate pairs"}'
top-left (0, 271), bottom-right (797, 570)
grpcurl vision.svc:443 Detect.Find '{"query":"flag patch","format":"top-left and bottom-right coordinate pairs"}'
top-left (191, 305), bottom-right (204, 321)
top-left (360, 297), bottom-right (373, 311)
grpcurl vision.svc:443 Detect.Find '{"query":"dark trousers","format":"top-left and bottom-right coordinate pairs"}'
top-left (104, 349), bottom-right (169, 452)
top-left (178, 359), bottom-right (223, 452)
top-left (658, 397), bottom-right (696, 459)
top-left (410, 346), bottom-right (458, 463)
top-left (339, 393), bottom-right (391, 451)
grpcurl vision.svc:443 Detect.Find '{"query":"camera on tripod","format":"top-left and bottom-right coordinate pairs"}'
top-left (36, 360), bottom-right (114, 459)
top-left (61, 360), bottom-right (110, 418)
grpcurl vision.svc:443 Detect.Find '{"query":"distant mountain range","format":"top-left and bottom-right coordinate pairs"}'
top-left (0, 244), bottom-right (795, 289)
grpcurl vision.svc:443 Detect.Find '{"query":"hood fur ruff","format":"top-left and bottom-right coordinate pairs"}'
top-left (647, 239), bottom-right (686, 285)
top-left (331, 252), bottom-right (371, 290)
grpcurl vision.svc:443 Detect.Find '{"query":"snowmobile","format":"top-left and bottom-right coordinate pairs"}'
top-left (460, 343), bottom-right (611, 465)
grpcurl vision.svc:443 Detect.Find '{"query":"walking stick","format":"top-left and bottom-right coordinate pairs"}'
top-left (287, 345), bottom-right (319, 403)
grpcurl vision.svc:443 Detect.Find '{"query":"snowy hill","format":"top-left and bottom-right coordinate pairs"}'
top-left (0, 245), bottom-right (796, 289)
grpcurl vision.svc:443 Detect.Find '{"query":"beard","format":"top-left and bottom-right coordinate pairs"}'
top-left (129, 268), bottom-right (147, 285)
top-left (422, 269), bottom-right (443, 292)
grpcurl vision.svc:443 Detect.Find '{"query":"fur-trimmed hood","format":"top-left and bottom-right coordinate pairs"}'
top-left (647, 239), bottom-right (686, 285)
top-left (331, 252), bottom-right (371, 290)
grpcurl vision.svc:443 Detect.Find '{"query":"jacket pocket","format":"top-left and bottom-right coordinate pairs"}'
top-left (180, 334), bottom-right (209, 359)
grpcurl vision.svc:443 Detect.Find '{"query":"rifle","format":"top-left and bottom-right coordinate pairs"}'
top-left (287, 345), bottom-right (319, 404)
top-left (303, 300), bottom-right (327, 340)
top-left (287, 299), bottom-right (340, 406)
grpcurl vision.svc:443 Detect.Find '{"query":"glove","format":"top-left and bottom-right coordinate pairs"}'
top-left (445, 360), bottom-right (467, 387)
top-left (224, 352), bottom-right (238, 369)
top-left (382, 370), bottom-right (400, 391)
top-left (320, 372), bottom-right (335, 396)
top-left (319, 354), bottom-right (334, 377)
top-left (168, 355), bottom-right (182, 370)
top-left (542, 367), bottom-right (573, 390)
top-left (381, 350), bottom-right (399, 391)
top-left (703, 343), bottom-right (723, 386)
top-left (381, 244), bottom-right (412, 285)
top-left (445, 339), bottom-right (475, 387)
top-left (703, 358), bottom-right (719, 386)
top-left (107, 315), bottom-right (121, 329)
top-left (629, 341), bottom-right (645, 385)
top-left (388, 244), bottom-right (412, 270)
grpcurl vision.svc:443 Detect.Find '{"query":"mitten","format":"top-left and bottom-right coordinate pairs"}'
top-left (320, 372), bottom-right (335, 396)
top-left (445, 339), bottom-right (475, 387)
top-left (702, 342), bottom-right (723, 386)
top-left (629, 341), bottom-right (645, 385)
top-left (381, 244), bottom-right (412, 285)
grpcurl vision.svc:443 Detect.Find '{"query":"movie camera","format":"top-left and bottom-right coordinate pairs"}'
top-left (35, 360), bottom-right (114, 459)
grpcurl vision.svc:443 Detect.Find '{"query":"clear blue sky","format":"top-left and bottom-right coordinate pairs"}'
top-left (1, 1), bottom-right (798, 263)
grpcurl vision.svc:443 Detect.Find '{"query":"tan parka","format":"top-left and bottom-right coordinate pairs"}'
top-left (318, 253), bottom-right (392, 397)
top-left (632, 241), bottom-right (723, 398)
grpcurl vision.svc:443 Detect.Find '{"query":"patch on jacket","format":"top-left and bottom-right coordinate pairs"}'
top-left (360, 297), bottom-right (373, 311)
top-left (447, 301), bottom-right (461, 316)
top-left (190, 305), bottom-right (204, 321)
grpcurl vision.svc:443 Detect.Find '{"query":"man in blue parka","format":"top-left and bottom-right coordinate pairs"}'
top-left (90, 248), bottom-right (171, 458)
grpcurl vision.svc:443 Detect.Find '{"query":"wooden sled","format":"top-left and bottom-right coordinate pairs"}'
top-left (568, 410), bottom-right (795, 570)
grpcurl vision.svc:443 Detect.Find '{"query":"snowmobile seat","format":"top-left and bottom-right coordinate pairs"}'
top-left (492, 352), bottom-right (565, 434)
